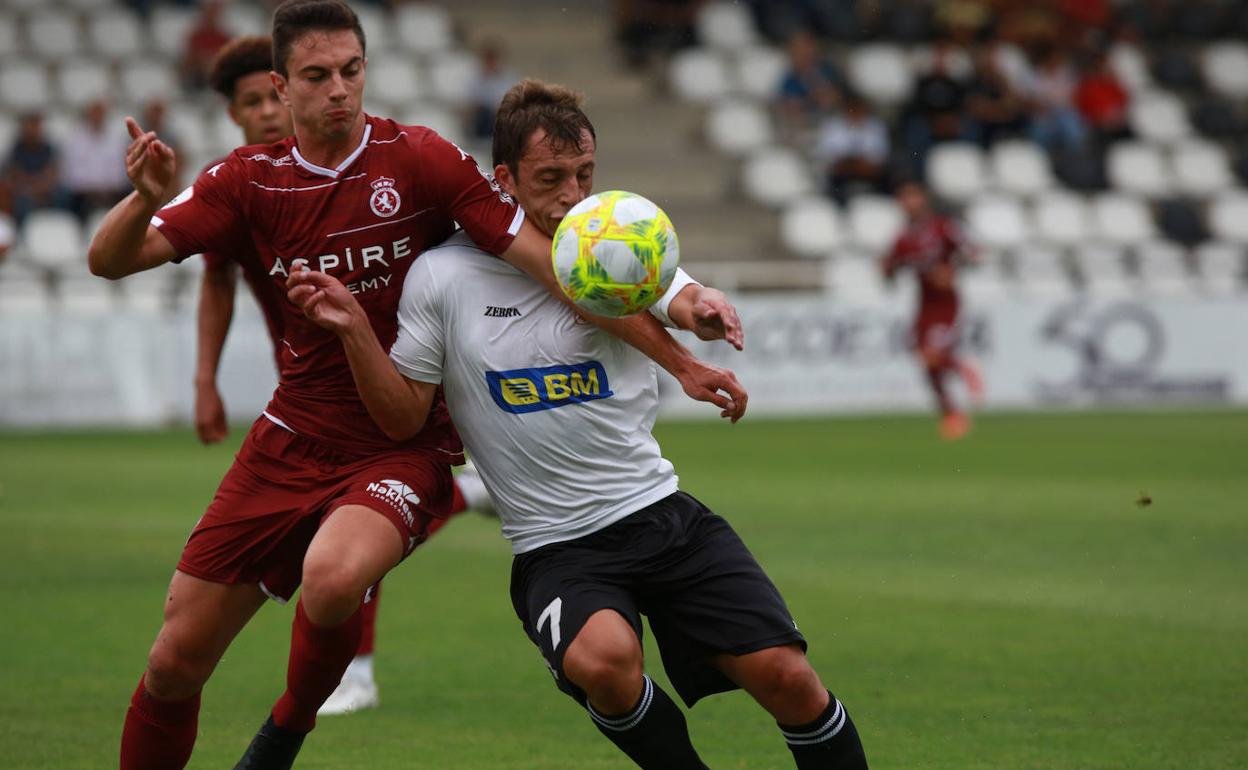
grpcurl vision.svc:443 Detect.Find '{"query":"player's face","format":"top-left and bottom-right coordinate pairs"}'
top-left (496, 128), bottom-right (596, 239)
top-left (898, 184), bottom-right (930, 220)
top-left (273, 29), bottom-right (366, 142)
top-left (229, 71), bottom-right (293, 146)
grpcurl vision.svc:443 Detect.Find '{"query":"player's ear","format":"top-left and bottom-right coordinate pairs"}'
top-left (271, 70), bottom-right (291, 107)
top-left (494, 163), bottom-right (518, 198)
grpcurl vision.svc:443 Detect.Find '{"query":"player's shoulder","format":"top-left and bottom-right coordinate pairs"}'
top-left (196, 138), bottom-right (297, 186)
top-left (368, 115), bottom-right (442, 150)
top-left (419, 230), bottom-right (496, 274)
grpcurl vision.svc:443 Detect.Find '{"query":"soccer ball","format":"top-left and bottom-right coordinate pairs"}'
top-left (551, 190), bottom-right (680, 317)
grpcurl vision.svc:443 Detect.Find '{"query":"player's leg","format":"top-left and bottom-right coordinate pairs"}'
top-left (121, 571), bottom-right (267, 770)
top-left (715, 645), bottom-right (868, 769)
top-left (318, 582), bottom-right (382, 716)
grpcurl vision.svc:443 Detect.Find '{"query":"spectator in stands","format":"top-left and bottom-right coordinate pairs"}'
top-left (614, 0), bottom-right (703, 70)
top-left (3, 112), bottom-right (70, 226)
top-left (776, 29), bottom-right (845, 136)
top-left (1024, 43), bottom-right (1088, 153)
top-left (181, 0), bottom-right (232, 91)
top-left (61, 100), bottom-right (130, 222)
top-left (901, 39), bottom-right (977, 169)
top-left (966, 44), bottom-right (1028, 146)
top-left (0, 186), bottom-right (14, 262)
top-left (468, 40), bottom-right (518, 144)
top-left (142, 99), bottom-right (183, 189)
top-left (1073, 49), bottom-right (1130, 146)
top-left (814, 90), bottom-right (890, 205)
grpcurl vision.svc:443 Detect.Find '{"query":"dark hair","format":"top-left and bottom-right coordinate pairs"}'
top-left (492, 78), bottom-right (596, 173)
top-left (271, 0), bottom-right (365, 77)
top-left (209, 36), bottom-right (274, 99)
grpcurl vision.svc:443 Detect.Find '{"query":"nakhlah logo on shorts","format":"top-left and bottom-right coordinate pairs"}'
top-left (369, 177), bottom-right (401, 218)
top-left (366, 479), bottom-right (420, 527)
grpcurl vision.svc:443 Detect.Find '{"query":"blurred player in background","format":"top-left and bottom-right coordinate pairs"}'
top-left (882, 180), bottom-right (983, 440)
top-left (288, 78), bottom-right (869, 770)
top-left (88, 1), bottom-right (737, 768)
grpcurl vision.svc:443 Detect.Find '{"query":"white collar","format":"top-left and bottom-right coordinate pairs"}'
top-left (291, 122), bottom-right (373, 179)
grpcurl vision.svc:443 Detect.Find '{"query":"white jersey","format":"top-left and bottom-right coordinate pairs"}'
top-left (390, 232), bottom-right (699, 554)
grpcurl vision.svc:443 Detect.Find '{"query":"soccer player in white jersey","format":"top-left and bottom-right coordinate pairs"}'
top-left (288, 79), bottom-right (869, 769)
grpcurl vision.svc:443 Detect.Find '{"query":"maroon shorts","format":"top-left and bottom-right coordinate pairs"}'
top-left (177, 416), bottom-right (454, 602)
top-left (914, 303), bottom-right (960, 354)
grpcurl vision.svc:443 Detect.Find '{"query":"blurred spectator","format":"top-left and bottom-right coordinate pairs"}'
top-left (1073, 49), bottom-right (1130, 145)
top-left (142, 99), bottom-right (184, 189)
top-left (813, 91), bottom-right (890, 205)
top-left (776, 30), bottom-right (845, 135)
top-left (1024, 43), bottom-right (1088, 153)
top-left (966, 44), bottom-right (1028, 146)
top-left (182, 0), bottom-right (232, 92)
top-left (615, 0), bottom-right (703, 70)
top-left (469, 40), bottom-right (518, 144)
top-left (3, 113), bottom-right (70, 226)
top-left (746, 0), bottom-right (869, 43)
top-left (935, 0), bottom-right (992, 43)
top-left (901, 40), bottom-right (977, 167)
top-left (61, 101), bottom-right (130, 221)
top-left (0, 185), bottom-right (13, 261)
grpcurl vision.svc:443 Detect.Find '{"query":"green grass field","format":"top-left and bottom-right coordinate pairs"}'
top-left (1, 412), bottom-right (1246, 769)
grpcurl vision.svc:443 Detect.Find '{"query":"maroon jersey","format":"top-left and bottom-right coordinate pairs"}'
top-left (154, 116), bottom-right (524, 457)
top-left (884, 215), bottom-right (969, 314)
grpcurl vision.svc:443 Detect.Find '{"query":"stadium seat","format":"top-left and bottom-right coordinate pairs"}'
top-left (354, 5), bottom-right (394, 55)
top-left (0, 278), bottom-right (53, 315)
top-left (166, 106), bottom-right (213, 159)
top-left (960, 261), bottom-right (1011, 302)
top-left (23, 211), bottom-right (84, 273)
top-left (121, 60), bottom-right (178, 103)
top-left (926, 143), bottom-right (988, 204)
top-left (395, 3), bottom-right (453, 54)
top-left (117, 264), bottom-right (178, 313)
top-left (27, 10), bottom-right (82, 60)
top-left (991, 140), bottom-right (1055, 196)
top-left (1053, 145), bottom-right (1107, 192)
top-left (1127, 92), bottom-right (1192, 145)
top-left (1106, 142), bottom-right (1170, 197)
top-left (734, 46), bottom-right (788, 99)
top-left (150, 6), bottom-right (197, 60)
top-left (88, 9), bottom-right (146, 60)
top-left (1171, 141), bottom-right (1234, 197)
top-left (0, 62), bottom-right (51, 112)
top-left (1207, 192), bottom-right (1248, 244)
top-left (56, 59), bottom-right (116, 110)
top-left (1135, 240), bottom-right (1196, 297)
top-left (1201, 42), bottom-right (1248, 100)
top-left (847, 45), bottom-right (912, 107)
top-left (846, 194), bottom-right (904, 254)
top-left (826, 258), bottom-right (887, 303)
top-left (1091, 193), bottom-right (1157, 245)
top-left (1189, 97), bottom-right (1244, 140)
top-left (368, 57), bottom-right (424, 108)
top-left (1156, 198), bottom-right (1210, 246)
top-left (705, 99), bottom-right (772, 156)
top-left (57, 277), bottom-right (118, 316)
top-left (399, 105), bottom-right (460, 144)
top-left (1072, 242), bottom-right (1131, 297)
top-left (427, 51), bottom-right (480, 106)
top-left (1032, 192), bottom-right (1092, 247)
top-left (741, 147), bottom-right (813, 207)
top-left (908, 45), bottom-right (973, 81)
top-left (1193, 242), bottom-right (1245, 294)
top-left (0, 13), bottom-right (19, 58)
top-left (1109, 42), bottom-right (1152, 94)
top-left (696, 2), bottom-right (757, 50)
top-left (966, 196), bottom-right (1030, 250)
top-left (1010, 244), bottom-right (1073, 297)
top-left (222, 4), bottom-right (267, 39)
top-left (1151, 46), bottom-right (1204, 93)
top-left (669, 48), bottom-right (731, 103)
top-left (780, 199), bottom-right (844, 258)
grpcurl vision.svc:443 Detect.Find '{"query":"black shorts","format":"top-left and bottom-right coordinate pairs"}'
top-left (510, 491), bottom-right (806, 708)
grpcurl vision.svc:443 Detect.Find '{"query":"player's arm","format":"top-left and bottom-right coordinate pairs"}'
top-left (87, 118), bottom-right (179, 279)
top-left (656, 269), bottom-right (745, 350)
top-left (286, 270), bottom-right (438, 441)
top-left (193, 258), bottom-right (237, 444)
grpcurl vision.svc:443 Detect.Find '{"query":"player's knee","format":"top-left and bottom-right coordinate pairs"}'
top-left (563, 637), bottom-right (643, 706)
top-left (752, 649), bottom-right (823, 706)
top-left (145, 642), bottom-right (211, 700)
top-left (300, 555), bottom-right (366, 622)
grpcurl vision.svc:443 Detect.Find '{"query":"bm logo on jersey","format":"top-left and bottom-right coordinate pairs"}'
top-left (487, 362), bottom-right (613, 414)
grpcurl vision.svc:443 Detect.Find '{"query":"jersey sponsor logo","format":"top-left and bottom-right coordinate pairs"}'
top-left (365, 478), bottom-right (422, 527)
top-left (369, 176), bottom-right (401, 218)
top-left (484, 305), bottom-right (522, 318)
top-left (486, 361), bottom-right (613, 414)
top-left (242, 153), bottom-right (295, 167)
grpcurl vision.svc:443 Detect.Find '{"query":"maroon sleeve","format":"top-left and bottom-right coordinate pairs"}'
top-left (152, 156), bottom-right (249, 261)
top-left (413, 130), bottom-right (524, 255)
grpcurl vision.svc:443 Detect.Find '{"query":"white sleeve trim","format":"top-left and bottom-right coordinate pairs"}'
top-left (649, 268), bottom-right (700, 329)
top-left (390, 356), bottom-right (444, 386)
top-left (507, 205), bottom-right (526, 236)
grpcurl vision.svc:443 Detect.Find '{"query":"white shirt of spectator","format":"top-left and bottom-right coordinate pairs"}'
top-left (814, 113), bottom-right (889, 166)
top-left (61, 125), bottom-right (129, 195)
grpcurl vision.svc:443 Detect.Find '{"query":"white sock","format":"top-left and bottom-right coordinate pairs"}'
top-left (346, 654), bottom-right (374, 684)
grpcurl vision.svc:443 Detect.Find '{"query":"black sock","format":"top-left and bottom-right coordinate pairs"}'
top-left (777, 691), bottom-right (868, 769)
top-left (587, 675), bottom-right (708, 770)
top-left (233, 714), bottom-right (306, 770)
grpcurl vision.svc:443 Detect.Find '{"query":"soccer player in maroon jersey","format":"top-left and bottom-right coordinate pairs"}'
top-left (87, 2), bottom-right (741, 768)
top-left (881, 181), bottom-right (984, 440)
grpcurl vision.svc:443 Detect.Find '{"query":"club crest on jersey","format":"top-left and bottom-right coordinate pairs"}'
top-left (369, 177), bottom-right (401, 218)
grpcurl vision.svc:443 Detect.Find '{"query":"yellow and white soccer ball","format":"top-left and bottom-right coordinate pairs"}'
top-left (551, 190), bottom-right (680, 317)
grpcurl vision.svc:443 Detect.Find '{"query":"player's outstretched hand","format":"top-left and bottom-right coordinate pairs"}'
top-left (677, 358), bottom-right (748, 423)
top-left (287, 269), bottom-right (365, 335)
top-left (124, 117), bottom-right (176, 205)
top-left (688, 288), bottom-right (744, 351)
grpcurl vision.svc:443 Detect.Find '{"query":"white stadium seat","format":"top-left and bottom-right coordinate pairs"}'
top-left (1011, 244), bottom-right (1074, 297)
top-left (1091, 193), bottom-right (1157, 245)
top-left (741, 147), bottom-right (813, 207)
top-left (223, 5), bottom-right (267, 38)
top-left (734, 46), bottom-right (787, 99)
top-left (88, 9), bottom-right (146, 60)
top-left (150, 6), bottom-right (197, 60)
top-left (368, 57), bottom-right (424, 107)
top-left (847, 44), bottom-right (912, 106)
top-left (208, 111), bottom-right (244, 156)
top-left (960, 260), bottom-right (1012, 303)
top-left (1135, 240), bottom-right (1195, 297)
top-left (926, 142), bottom-right (988, 203)
top-left (1193, 242), bottom-right (1245, 294)
top-left (58, 277), bottom-right (118, 316)
top-left (1032, 192), bottom-right (1091, 247)
top-left (1073, 242), bottom-right (1130, 297)
top-left (846, 194), bottom-right (904, 253)
top-left (0, 13), bottom-right (19, 58)
top-left (1127, 91), bottom-right (1191, 145)
top-left (56, 59), bottom-right (117, 110)
top-left (166, 106), bottom-right (214, 158)
top-left (705, 99), bottom-right (772, 156)
top-left (27, 11), bottom-right (82, 60)
top-left (1171, 141), bottom-right (1234, 197)
top-left (1201, 42), bottom-right (1248, 100)
top-left (1207, 192), bottom-right (1248, 244)
top-left (826, 258), bottom-right (887, 303)
top-left (355, 5), bottom-right (394, 55)
top-left (697, 2), bottom-right (757, 50)
top-left (399, 105), bottom-right (461, 144)
top-left (0, 278), bottom-right (53, 315)
top-left (909, 45), bottom-right (973, 81)
top-left (670, 48), bottom-right (731, 103)
top-left (23, 210), bottom-right (84, 272)
top-left (991, 140), bottom-right (1054, 196)
top-left (395, 3), bottom-right (453, 54)
top-left (966, 195), bottom-right (1030, 250)
top-left (121, 60), bottom-right (179, 103)
top-left (1107, 141), bottom-right (1170, 197)
top-left (780, 199), bottom-right (844, 258)
top-left (426, 52), bottom-right (479, 106)
top-left (0, 62), bottom-right (51, 112)
top-left (1108, 42), bottom-right (1152, 94)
